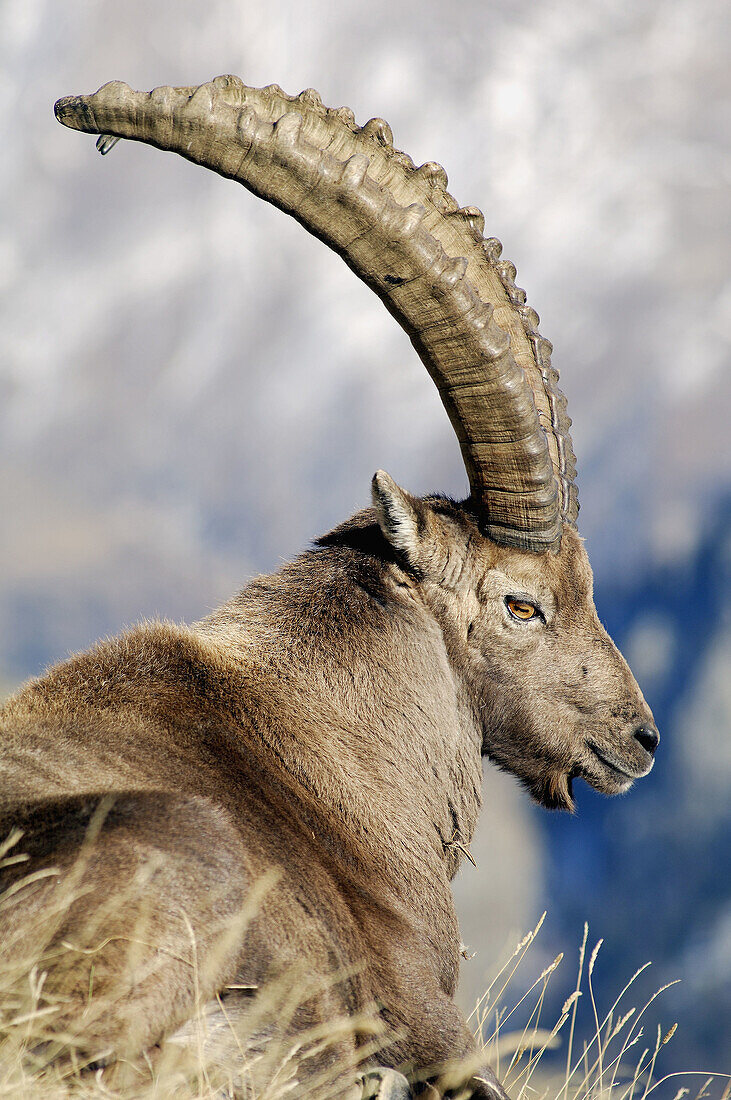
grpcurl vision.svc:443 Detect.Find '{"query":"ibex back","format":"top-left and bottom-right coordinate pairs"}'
top-left (0, 77), bottom-right (658, 1100)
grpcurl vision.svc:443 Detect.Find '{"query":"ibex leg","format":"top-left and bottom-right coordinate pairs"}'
top-left (380, 991), bottom-right (509, 1099)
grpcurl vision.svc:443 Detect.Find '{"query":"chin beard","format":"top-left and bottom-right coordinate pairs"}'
top-left (483, 752), bottom-right (576, 814)
top-left (534, 770), bottom-right (576, 813)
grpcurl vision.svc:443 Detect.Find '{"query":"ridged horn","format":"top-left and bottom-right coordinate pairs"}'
top-left (54, 76), bottom-right (579, 552)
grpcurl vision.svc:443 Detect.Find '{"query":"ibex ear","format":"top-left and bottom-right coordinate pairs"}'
top-left (372, 470), bottom-right (429, 575)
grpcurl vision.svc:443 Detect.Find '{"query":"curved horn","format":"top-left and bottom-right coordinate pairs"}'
top-left (55, 76), bottom-right (578, 552)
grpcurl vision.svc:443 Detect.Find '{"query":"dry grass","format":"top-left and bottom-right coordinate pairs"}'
top-left (469, 914), bottom-right (729, 1100)
top-left (0, 834), bottom-right (727, 1100)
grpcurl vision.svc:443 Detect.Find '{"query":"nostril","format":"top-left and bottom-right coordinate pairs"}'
top-left (633, 724), bottom-right (660, 756)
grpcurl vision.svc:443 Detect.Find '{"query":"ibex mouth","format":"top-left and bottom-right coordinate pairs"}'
top-left (586, 740), bottom-right (651, 782)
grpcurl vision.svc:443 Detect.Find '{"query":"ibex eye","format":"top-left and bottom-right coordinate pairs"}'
top-left (506, 597), bottom-right (539, 621)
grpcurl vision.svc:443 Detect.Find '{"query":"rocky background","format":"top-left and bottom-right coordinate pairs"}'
top-left (2, 0), bottom-right (729, 1082)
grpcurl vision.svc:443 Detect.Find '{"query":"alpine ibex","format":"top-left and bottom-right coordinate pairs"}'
top-left (0, 77), bottom-right (659, 1099)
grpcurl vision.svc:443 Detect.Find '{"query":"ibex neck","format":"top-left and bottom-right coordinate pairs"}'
top-left (196, 541), bottom-right (483, 888)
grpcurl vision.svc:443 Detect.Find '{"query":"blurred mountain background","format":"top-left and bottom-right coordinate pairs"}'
top-left (2, 0), bottom-right (729, 1083)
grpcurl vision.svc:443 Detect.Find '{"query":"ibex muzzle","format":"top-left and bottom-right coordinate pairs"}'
top-left (0, 77), bottom-right (658, 1099)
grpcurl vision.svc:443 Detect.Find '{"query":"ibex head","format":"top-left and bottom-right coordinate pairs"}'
top-left (55, 76), bottom-right (658, 813)
top-left (370, 473), bottom-right (658, 811)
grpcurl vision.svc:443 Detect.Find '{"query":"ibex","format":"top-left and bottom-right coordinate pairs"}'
top-left (0, 77), bottom-right (659, 1099)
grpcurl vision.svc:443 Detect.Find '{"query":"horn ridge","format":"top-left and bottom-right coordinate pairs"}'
top-left (54, 76), bottom-right (579, 548)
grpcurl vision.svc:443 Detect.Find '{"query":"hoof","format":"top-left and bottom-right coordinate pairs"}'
top-left (361, 1066), bottom-right (413, 1099)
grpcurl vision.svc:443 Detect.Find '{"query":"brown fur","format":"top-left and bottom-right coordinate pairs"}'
top-left (0, 481), bottom-right (656, 1098)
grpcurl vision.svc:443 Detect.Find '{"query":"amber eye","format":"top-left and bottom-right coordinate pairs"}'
top-left (506, 597), bottom-right (539, 621)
